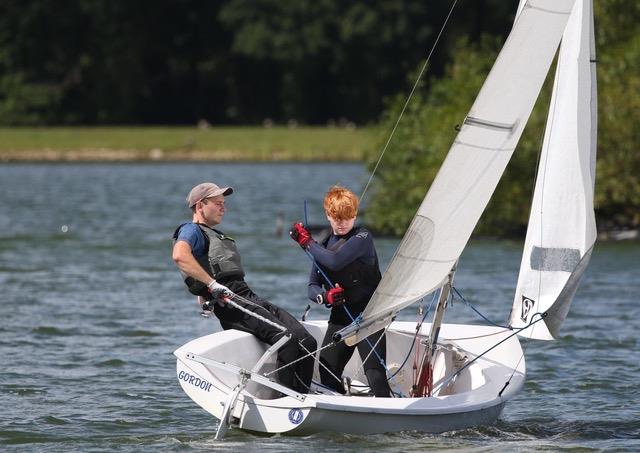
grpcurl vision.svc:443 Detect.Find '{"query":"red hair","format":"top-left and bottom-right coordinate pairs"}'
top-left (323, 185), bottom-right (358, 220)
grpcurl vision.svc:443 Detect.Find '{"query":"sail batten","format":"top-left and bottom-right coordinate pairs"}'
top-left (452, 141), bottom-right (515, 152)
top-left (464, 117), bottom-right (517, 132)
top-left (342, 0), bottom-right (577, 347)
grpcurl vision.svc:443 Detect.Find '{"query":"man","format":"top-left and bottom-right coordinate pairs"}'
top-left (172, 182), bottom-right (317, 393)
top-left (290, 185), bottom-right (391, 397)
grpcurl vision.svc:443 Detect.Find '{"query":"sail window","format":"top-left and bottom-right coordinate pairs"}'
top-left (530, 246), bottom-right (580, 272)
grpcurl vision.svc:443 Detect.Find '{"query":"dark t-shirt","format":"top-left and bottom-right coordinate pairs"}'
top-left (175, 222), bottom-right (207, 256)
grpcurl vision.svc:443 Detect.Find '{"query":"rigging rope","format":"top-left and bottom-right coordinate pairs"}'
top-left (389, 292), bottom-right (436, 379)
top-left (359, 0), bottom-right (459, 205)
top-left (431, 312), bottom-right (546, 396)
top-left (451, 286), bottom-right (511, 329)
top-left (264, 341), bottom-right (331, 378)
top-left (409, 286), bottom-right (539, 398)
top-left (351, 321), bottom-right (388, 379)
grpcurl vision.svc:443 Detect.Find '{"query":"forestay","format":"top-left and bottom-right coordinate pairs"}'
top-left (340, 0), bottom-right (577, 346)
top-left (510, 0), bottom-right (597, 340)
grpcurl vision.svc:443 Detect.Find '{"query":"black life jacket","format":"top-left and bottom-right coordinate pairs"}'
top-left (173, 223), bottom-right (245, 298)
top-left (318, 227), bottom-right (382, 325)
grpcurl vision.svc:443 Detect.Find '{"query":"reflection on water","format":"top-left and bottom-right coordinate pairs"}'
top-left (0, 163), bottom-right (638, 451)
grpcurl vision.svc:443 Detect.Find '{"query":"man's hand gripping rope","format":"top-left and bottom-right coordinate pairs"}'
top-left (201, 277), bottom-right (346, 391)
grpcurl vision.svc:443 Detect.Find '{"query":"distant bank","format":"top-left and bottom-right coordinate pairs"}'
top-left (0, 126), bottom-right (377, 162)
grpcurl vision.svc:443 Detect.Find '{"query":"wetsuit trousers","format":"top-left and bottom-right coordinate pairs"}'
top-left (216, 281), bottom-right (317, 393)
top-left (319, 322), bottom-right (391, 397)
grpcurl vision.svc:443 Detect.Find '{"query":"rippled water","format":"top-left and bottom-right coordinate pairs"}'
top-left (1, 163), bottom-right (638, 451)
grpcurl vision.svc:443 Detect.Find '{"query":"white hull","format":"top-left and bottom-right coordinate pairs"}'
top-left (174, 320), bottom-right (525, 435)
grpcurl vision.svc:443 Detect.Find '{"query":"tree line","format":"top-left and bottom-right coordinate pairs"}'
top-left (0, 0), bottom-right (519, 125)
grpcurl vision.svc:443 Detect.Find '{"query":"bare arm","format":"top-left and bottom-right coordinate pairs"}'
top-left (172, 240), bottom-right (214, 286)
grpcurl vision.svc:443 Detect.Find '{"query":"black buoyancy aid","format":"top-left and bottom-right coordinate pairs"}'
top-left (173, 223), bottom-right (245, 297)
top-left (320, 227), bottom-right (381, 323)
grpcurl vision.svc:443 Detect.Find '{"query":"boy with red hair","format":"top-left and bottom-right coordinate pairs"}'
top-left (290, 185), bottom-right (391, 397)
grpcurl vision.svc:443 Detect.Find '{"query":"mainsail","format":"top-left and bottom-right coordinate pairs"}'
top-left (340, 0), bottom-right (577, 346)
top-left (510, 0), bottom-right (597, 340)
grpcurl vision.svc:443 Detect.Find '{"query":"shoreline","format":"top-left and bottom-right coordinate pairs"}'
top-left (0, 149), bottom-right (364, 162)
top-left (0, 126), bottom-right (377, 162)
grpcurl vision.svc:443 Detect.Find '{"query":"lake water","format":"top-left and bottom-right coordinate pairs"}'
top-left (1, 163), bottom-right (638, 451)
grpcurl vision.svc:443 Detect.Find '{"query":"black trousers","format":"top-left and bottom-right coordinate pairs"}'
top-left (319, 322), bottom-right (391, 397)
top-left (215, 280), bottom-right (317, 393)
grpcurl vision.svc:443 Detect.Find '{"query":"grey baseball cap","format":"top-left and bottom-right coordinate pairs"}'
top-left (187, 182), bottom-right (233, 207)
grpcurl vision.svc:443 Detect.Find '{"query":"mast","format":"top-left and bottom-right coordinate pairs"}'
top-left (425, 265), bottom-right (456, 368)
top-left (413, 265), bottom-right (456, 397)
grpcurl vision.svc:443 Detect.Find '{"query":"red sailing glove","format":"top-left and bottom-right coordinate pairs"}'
top-left (289, 222), bottom-right (313, 248)
top-left (316, 284), bottom-right (346, 308)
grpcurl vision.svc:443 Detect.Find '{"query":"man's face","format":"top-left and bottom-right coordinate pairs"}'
top-left (327, 214), bottom-right (355, 236)
top-left (198, 195), bottom-right (226, 226)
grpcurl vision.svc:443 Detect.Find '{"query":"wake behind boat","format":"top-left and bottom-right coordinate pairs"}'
top-left (175, 0), bottom-right (597, 437)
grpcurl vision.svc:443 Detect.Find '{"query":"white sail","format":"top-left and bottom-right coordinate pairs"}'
top-left (510, 0), bottom-right (597, 340)
top-left (340, 0), bottom-right (577, 346)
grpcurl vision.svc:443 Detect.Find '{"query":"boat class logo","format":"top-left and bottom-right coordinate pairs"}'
top-left (521, 296), bottom-right (535, 322)
top-left (178, 370), bottom-right (212, 392)
top-left (288, 408), bottom-right (304, 425)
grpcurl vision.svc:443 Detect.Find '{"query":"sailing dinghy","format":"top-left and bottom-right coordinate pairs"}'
top-left (174, 0), bottom-right (597, 436)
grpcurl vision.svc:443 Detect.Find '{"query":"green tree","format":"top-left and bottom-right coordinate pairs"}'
top-left (0, 0), bottom-right (520, 125)
top-left (592, 0), bottom-right (640, 230)
top-left (366, 0), bottom-right (640, 236)
top-left (219, 0), bottom-right (519, 124)
top-left (0, 0), bottom-right (234, 125)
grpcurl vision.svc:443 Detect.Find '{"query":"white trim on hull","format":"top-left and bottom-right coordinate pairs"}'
top-left (174, 320), bottom-right (525, 435)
